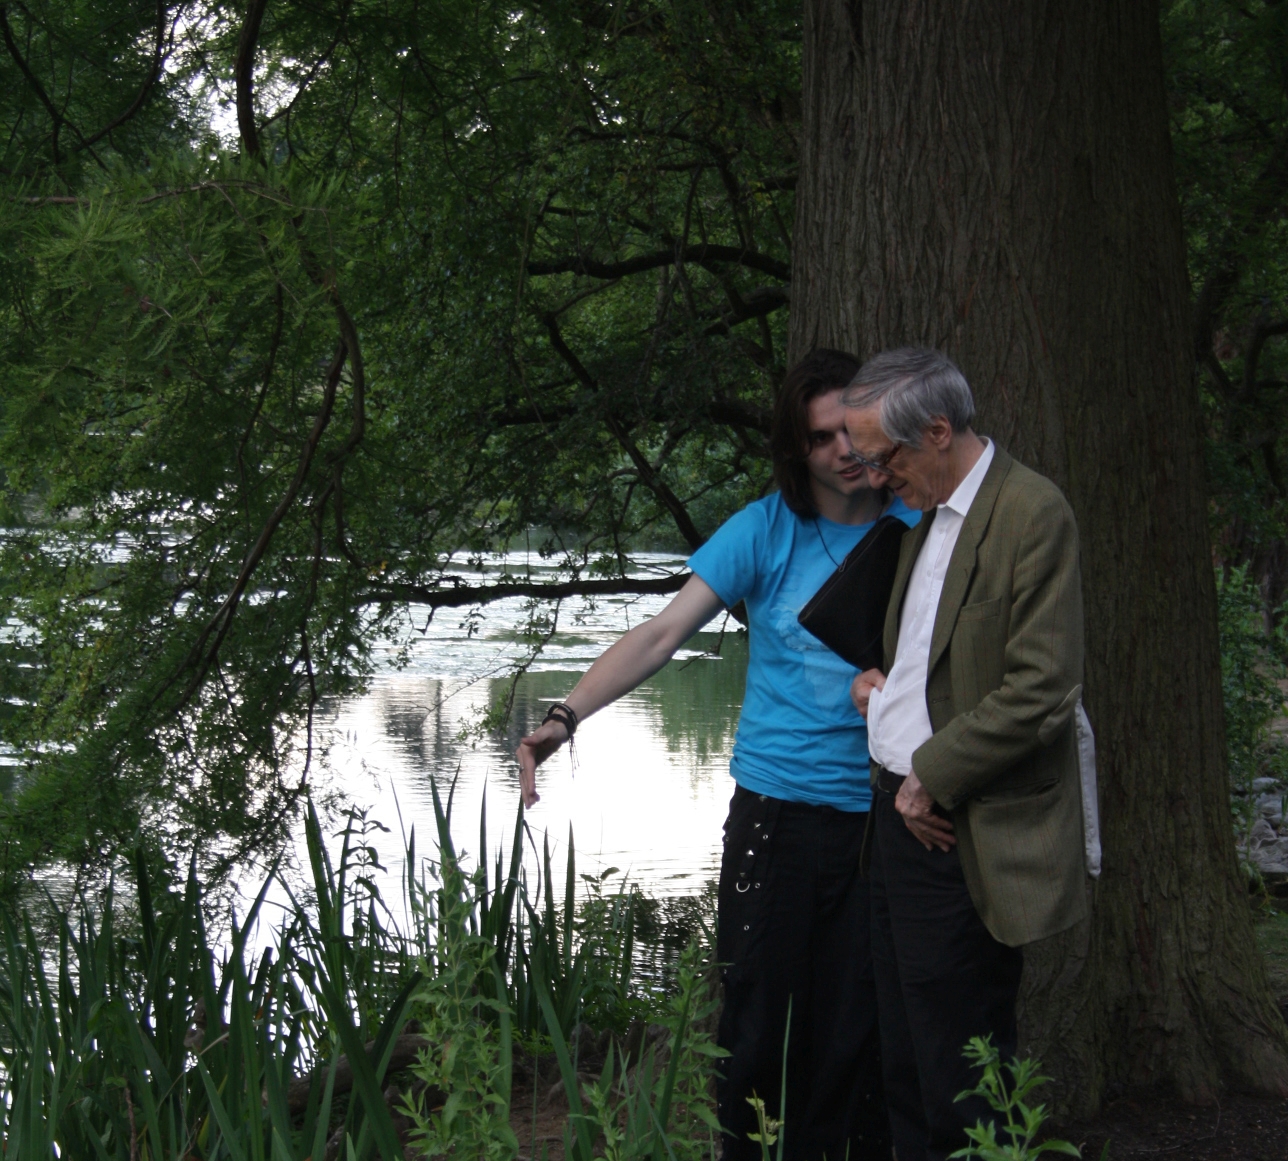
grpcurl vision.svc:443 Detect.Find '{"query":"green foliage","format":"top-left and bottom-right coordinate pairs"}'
top-left (1216, 563), bottom-right (1288, 840)
top-left (540, 937), bottom-right (726, 1161)
top-left (0, 812), bottom-right (416, 1160)
top-left (0, 790), bottom-right (715, 1158)
top-left (0, 0), bottom-right (797, 885)
top-left (1165, 2), bottom-right (1288, 569)
top-left (951, 1037), bottom-right (1084, 1161)
top-left (0, 0), bottom-right (1276, 894)
top-left (403, 823), bottom-right (519, 1159)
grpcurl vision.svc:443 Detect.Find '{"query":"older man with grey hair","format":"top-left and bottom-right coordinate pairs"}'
top-left (843, 348), bottom-right (1088, 1161)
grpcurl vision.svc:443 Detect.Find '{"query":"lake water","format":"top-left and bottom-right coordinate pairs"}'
top-left (301, 552), bottom-right (747, 903)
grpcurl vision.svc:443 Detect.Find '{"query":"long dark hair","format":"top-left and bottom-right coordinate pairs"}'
top-left (771, 348), bottom-right (864, 518)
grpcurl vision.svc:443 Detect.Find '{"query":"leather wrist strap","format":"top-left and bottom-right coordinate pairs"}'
top-left (541, 702), bottom-right (579, 738)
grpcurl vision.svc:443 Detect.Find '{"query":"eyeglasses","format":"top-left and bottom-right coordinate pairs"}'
top-left (845, 444), bottom-right (903, 474)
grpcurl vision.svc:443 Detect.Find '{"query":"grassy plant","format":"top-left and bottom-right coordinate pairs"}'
top-left (746, 995), bottom-right (790, 1161)
top-left (0, 806), bottom-right (415, 1160)
top-left (951, 1036), bottom-right (1085, 1161)
top-left (0, 785), bottom-right (715, 1159)
top-left (401, 826), bottom-right (519, 1160)
top-left (539, 938), bottom-right (727, 1161)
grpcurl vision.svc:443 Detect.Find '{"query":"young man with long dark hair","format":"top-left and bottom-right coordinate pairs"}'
top-left (516, 350), bottom-right (917, 1161)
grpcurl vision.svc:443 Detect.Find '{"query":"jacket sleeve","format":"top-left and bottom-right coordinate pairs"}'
top-left (912, 489), bottom-right (1084, 810)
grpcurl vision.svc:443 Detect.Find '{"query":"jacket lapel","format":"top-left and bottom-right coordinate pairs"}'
top-left (925, 446), bottom-right (1013, 677)
top-left (883, 510), bottom-right (934, 671)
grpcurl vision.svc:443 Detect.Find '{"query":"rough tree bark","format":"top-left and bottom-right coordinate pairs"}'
top-left (789, 0), bottom-right (1288, 1110)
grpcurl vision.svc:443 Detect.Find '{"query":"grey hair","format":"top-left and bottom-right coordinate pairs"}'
top-left (841, 347), bottom-right (976, 448)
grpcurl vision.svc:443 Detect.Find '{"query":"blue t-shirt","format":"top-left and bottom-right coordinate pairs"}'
top-left (687, 493), bottom-right (920, 812)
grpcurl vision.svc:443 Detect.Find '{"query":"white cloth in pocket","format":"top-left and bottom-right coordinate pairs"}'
top-left (1074, 700), bottom-right (1102, 878)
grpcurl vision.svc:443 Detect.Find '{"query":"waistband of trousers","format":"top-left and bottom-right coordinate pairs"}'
top-left (871, 762), bottom-right (907, 795)
top-left (733, 783), bottom-right (868, 816)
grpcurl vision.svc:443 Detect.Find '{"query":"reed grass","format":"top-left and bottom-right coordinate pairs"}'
top-left (0, 786), bottom-right (723, 1159)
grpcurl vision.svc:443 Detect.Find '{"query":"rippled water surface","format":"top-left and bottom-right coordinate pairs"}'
top-left (305, 553), bottom-right (747, 899)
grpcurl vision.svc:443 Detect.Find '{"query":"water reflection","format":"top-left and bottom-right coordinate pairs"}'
top-left (308, 560), bottom-right (747, 901)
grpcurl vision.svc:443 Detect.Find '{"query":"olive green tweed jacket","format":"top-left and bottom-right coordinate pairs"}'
top-left (882, 445), bottom-right (1088, 947)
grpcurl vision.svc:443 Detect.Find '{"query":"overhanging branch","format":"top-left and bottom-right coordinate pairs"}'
top-left (528, 243), bottom-right (790, 282)
top-left (360, 572), bottom-right (690, 609)
top-left (77, 0), bottom-right (171, 151)
top-left (170, 341), bottom-right (348, 709)
top-left (543, 314), bottom-right (706, 550)
top-left (1245, 316), bottom-right (1288, 396)
top-left (235, 0), bottom-right (271, 159)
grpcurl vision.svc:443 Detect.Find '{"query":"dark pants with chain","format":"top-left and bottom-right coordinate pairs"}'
top-left (716, 785), bottom-right (890, 1161)
top-left (869, 774), bottom-right (1024, 1161)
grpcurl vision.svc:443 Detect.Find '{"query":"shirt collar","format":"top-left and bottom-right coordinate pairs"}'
top-left (940, 438), bottom-right (994, 518)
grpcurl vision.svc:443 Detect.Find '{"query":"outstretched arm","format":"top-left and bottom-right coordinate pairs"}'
top-left (516, 575), bottom-right (727, 806)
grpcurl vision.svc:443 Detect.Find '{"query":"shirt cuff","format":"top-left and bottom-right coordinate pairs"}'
top-left (866, 685), bottom-right (883, 756)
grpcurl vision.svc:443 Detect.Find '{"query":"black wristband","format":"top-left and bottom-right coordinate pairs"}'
top-left (541, 702), bottom-right (579, 738)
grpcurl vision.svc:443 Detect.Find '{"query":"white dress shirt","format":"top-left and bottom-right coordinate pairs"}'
top-left (867, 440), bottom-right (995, 776)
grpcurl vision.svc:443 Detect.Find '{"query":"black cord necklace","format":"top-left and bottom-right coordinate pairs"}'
top-left (813, 518), bottom-right (842, 567)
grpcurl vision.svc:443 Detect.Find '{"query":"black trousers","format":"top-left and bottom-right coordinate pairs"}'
top-left (716, 786), bottom-right (890, 1161)
top-left (869, 784), bottom-right (1024, 1161)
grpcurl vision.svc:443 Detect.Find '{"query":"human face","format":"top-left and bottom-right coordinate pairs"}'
top-left (844, 406), bottom-right (951, 512)
top-left (803, 389), bottom-right (876, 510)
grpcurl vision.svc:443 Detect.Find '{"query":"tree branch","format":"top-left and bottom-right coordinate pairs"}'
top-left (260, 10), bottom-right (348, 133)
top-left (1202, 348), bottom-right (1237, 398)
top-left (0, 3), bottom-right (71, 162)
top-left (543, 314), bottom-right (706, 549)
top-left (527, 243), bottom-right (790, 282)
top-left (235, 281), bottom-right (284, 528)
top-left (171, 341), bottom-right (347, 708)
top-left (235, 0), bottom-right (271, 159)
top-left (702, 284), bottom-right (788, 337)
top-left (77, 0), bottom-right (170, 151)
top-left (329, 297), bottom-right (365, 458)
top-left (360, 572), bottom-right (690, 609)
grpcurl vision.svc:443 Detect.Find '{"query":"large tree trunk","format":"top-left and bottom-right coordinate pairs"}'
top-left (790, 0), bottom-right (1288, 1111)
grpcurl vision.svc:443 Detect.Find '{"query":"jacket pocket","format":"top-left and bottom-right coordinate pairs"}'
top-left (950, 608), bottom-right (1007, 708)
top-left (965, 768), bottom-right (1085, 944)
top-left (967, 777), bottom-right (1069, 894)
top-left (958, 596), bottom-right (1001, 622)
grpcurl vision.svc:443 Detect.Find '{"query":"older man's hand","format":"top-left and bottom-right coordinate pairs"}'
top-left (850, 668), bottom-right (886, 718)
top-left (895, 771), bottom-right (956, 852)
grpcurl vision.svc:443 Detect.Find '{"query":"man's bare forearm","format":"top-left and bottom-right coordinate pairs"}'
top-left (558, 575), bottom-right (725, 723)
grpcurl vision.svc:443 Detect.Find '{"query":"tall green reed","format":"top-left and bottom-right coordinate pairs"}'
top-left (534, 938), bottom-right (726, 1161)
top-left (0, 803), bottom-right (417, 1160)
top-left (0, 784), bottom-right (722, 1159)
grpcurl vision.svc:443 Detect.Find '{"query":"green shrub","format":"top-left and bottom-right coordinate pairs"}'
top-left (0, 804), bottom-right (416, 1160)
top-left (403, 833), bottom-right (519, 1160)
top-left (541, 937), bottom-right (727, 1161)
top-left (1216, 563), bottom-right (1288, 855)
top-left (952, 1036), bottom-right (1089, 1161)
top-left (0, 785), bottom-right (718, 1159)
